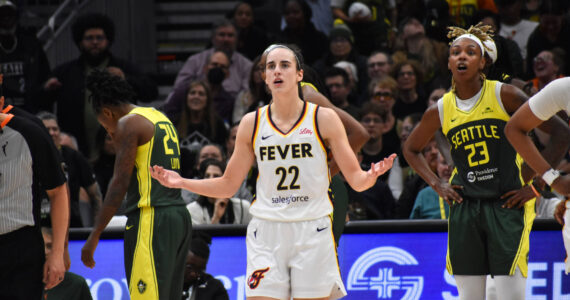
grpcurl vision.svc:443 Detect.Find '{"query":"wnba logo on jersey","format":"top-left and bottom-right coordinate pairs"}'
top-left (346, 246), bottom-right (423, 299)
top-left (247, 267), bottom-right (270, 289)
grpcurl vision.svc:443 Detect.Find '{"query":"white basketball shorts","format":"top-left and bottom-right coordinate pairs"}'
top-left (245, 216), bottom-right (347, 299)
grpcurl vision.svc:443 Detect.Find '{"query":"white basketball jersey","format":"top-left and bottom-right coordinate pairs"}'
top-left (251, 102), bottom-right (332, 221)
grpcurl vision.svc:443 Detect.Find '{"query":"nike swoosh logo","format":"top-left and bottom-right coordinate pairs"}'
top-left (261, 135), bottom-right (273, 140)
top-left (316, 226), bottom-right (328, 232)
top-left (126, 225), bottom-right (134, 230)
top-left (451, 118), bottom-right (457, 122)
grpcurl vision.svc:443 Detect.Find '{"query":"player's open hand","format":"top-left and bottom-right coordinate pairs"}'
top-left (81, 234), bottom-right (99, 269)
top-left (367, 154), bottom-right (397, 178)
top-left (149, 165), bottom-right (183, 189)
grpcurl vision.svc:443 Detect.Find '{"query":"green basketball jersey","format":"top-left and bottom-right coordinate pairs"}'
top-left (124, 107), bottom-right (185, 213)
top-left (441, 80), bottom-right (524, 199)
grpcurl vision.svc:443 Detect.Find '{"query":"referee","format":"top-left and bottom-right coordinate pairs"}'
top-left (0, 77), bottom-right (69, 299)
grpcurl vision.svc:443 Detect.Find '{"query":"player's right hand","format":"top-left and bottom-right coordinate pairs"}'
top-left (81, 235), bottom-right (99, 269)
top-left (433, 181), bottom-right (463, 205)
top-left (149, 165), bottom-right (183, 189)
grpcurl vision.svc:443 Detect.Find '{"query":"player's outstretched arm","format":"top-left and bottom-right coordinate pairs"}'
top-left (403, 106), bottom-right (463, 204)
top-left (150, 112), bottom-right (256, 198)
top-left (318, 107), bottom-right (395, 192)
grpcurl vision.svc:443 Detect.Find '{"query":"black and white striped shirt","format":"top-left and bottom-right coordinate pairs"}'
top-left (0, 114), bottom-right (65, 234)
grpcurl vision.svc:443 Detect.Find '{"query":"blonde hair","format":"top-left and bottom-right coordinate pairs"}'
top-left (447, 22), bottom-right (494, 53)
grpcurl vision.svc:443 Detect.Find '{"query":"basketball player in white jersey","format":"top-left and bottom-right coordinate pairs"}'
top-left (150, 44), bottom-right (396, 300)
top-left (505, 77), bottom-right (570, 274)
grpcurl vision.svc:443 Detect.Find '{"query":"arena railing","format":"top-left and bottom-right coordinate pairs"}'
top-left (68, 218), bottom-right (561, 240)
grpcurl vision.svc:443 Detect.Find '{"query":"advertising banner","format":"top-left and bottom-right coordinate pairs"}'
top-left (69, 230), bottom-right (569, 299)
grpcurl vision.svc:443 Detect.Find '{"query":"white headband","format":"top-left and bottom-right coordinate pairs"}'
top-left (453, 34), bottom-right (485, 56)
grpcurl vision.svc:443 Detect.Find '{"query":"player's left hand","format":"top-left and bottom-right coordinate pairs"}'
top-left (500, 185), bottom-right (536, 209)
top-left (43, 251), bottom-right (66, 290)
top-left (368, 154), bottom-right (397, 178)
top-left (81, 234), bottom-right (99, 269)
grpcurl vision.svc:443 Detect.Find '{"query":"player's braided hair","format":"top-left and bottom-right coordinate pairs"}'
top-left (447, 22), bottom-right (494, 52)
top-left (447, 22), bottom-right (494, 92)
top-left (86, 69), bottom-right (137, 113)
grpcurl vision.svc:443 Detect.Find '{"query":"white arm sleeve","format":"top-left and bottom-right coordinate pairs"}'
top-left (528, 77), bottom-right (570, 121)
top-left (437, 98), bottom-right (444, 127)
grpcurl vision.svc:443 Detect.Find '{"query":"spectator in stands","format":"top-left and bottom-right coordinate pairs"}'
top-left (368, 76), bottom-right (400, 156)
top-left (359, 101), bottom-right (394, 172)
top-left (173, 80), bottom-right (228, 178)
top-left (390, 60), bottom-right (427, 120)
top-left (305, 0), bottom-right (334, 35)
top-left (346, 107), bottom-right (396, 220)
top-left (232, 56), bottom-right (271, 122)
top-left (446, 0), bottom-right (497, 28)
top-left (92, 128), bottom-right (115, 198)
top-left (42, 227), bottom-right (93, 300)
top-left (324, 67), bottom-right (360, 119)
top-left (38, 112), bottom-right (102, 228)
top-left (476, 9), bottom-right (524, 80)
top-left (0, 0), bottom-right (50, 113)
top-left (333, 60), bottom-right (361, 102)
top-left (182, 234), bottom-right (229, 300)
top-left (409, 152), bottom-right (451, 219)
top-left (186, 159), bottom-right (252, 225)
top-left (183, 143), bottom-right (252, 204)
top-left (497, 0), bottom-right (538, 63)
top-left (42, 13), bottom-right (158, 160)
top-left (225, 123), bottom-right (239, 159)
top-left (526, 0), bottom-right (570, 78)
top-left (395, 137), bottom-right (439, 218)
top-left (396, 112), bottom-right (422, 173)
top-left (314, 24), bottom-right (368, 102)
top-left (367, 51), bottom-right (392, 81)
top-left (330, 0), bottom-right (395, 55)
top-left (427, 87), bottom-right (446, 107)
top-left (346, 102), bottom-right (397, 220)
top-left (528, 48), bottom-right (565, 91)
top-left (166, 51), bottom-right (235, 123)
top-left (423, 0), bottom-right (452, 43)
top-left (278, 0), bottom-right (328, 65)
top-left (392, 17), bottom-right (449, 89)
top-left (228, 2), bottom-right (270, 61)
top-left (170, 18), bottom-right (252, 101)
